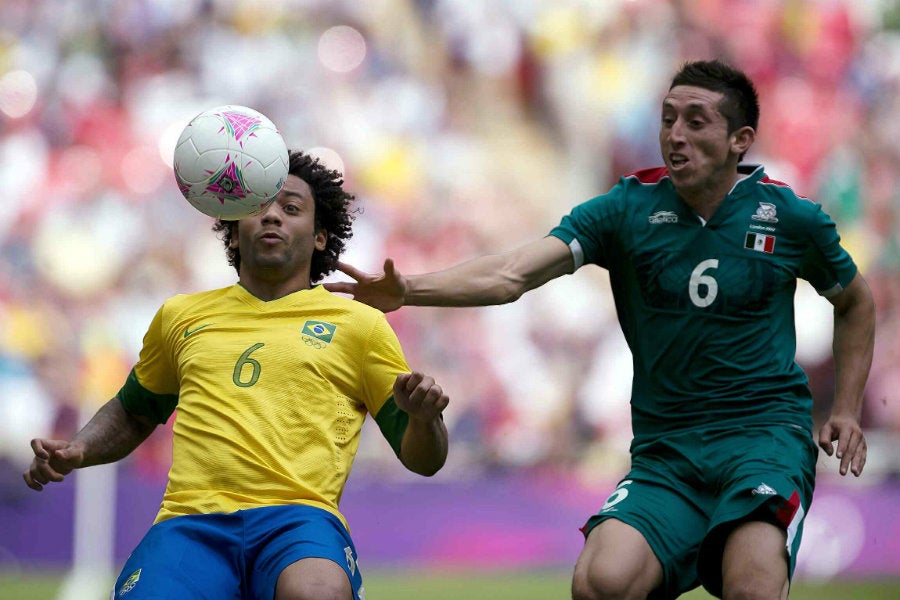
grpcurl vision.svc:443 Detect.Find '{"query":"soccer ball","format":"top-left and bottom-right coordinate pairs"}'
top-left (173, 105), bottom-right (289, 220)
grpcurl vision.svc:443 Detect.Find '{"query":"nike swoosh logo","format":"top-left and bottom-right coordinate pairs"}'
top-left (184, 323), bottom-right (214, 338)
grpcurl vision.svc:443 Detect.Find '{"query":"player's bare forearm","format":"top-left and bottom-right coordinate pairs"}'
top-left (400, 416), bottom-right (449, 476)
top-left (405, 236), bottom-right (574, 307)
top-left (73, 397), bottom-right (158, 467)
top-left (829, 274), bottom-right (875, 420)
top-left (405, 254), bottom-right (524, 307)
top-left (327, 237), bottom-right (575, 311)
top-left (819, 273), bottom-right (875, 476)
top-left (393, 371), bottom-right (450, 476)
top-left (24, 397), bottom-right (157, 491)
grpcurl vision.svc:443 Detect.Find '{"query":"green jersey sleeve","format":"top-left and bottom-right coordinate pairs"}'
top-left (799, 204), bottom-right (858, 296)
top-left (549, 179), bottom-right (629, 269)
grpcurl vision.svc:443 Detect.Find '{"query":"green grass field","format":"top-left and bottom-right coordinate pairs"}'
top-left (3, 570), bottom-right (900, 599)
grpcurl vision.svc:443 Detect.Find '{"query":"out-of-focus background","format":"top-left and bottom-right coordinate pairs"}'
top-left (1, 0), bottom-right (899, 598)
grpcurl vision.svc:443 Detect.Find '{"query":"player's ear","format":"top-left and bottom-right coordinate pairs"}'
top-left (314, 228), bottom-right (327, 251)
top-left (731, 125), bottom-right (755, 156)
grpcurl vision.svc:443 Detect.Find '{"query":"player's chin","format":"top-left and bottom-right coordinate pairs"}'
top-left (668, 169), bottom-right (701, 191)
top-left (666, 162), bottom-right (691, 180)
top-left (250, 253), bottom-right (293, 269)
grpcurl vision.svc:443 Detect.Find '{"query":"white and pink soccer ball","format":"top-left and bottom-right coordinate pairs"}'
top-left (173, 105), bottom-right (289, 220)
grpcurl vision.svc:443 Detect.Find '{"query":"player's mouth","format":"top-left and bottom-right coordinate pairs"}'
top-left (259, 231), bottom-right (284, 243)
top-left (669, 153), bottom-right (689, 169)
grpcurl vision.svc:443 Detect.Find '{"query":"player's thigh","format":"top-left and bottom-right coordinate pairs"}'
top-left (697, 425), bottom-right (816, 597)
top-left (572, 518), bottom-right (663, 600)
top-left (275, 557), bottom-right (352, 600)
top-left (246, 505), bottom-right (363, 600)
top-left (112, 514), bottom-right (242, 599)
top-left (721, 520), bottom-right (789, 600)
top-left (573, 473), bottom-right (712, 599)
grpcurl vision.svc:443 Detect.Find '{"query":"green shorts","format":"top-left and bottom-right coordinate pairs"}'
top-left (582, 424), bottom-right (817, 599)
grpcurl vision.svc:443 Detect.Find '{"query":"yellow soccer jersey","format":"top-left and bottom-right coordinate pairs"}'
top-left (117, 284), bottom-right (411, 529)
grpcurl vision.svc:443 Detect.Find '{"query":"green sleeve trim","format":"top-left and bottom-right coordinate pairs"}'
top-left (117, 368), bottom-right (178, 425)
top-left (373, 396), bottom-right (408, 459)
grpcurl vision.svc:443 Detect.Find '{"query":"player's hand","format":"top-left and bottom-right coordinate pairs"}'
top-left (393, 372), bottom-right (449, 423)
top-left (23, 439), bottom-right (85, 491)
top-left (324, 258), bottom-right (407, 313)
top-left (818, 413), bottom-right (866, 477)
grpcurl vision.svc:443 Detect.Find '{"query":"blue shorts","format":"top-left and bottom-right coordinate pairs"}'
top-left (112, 504), bottom-right (364, 600)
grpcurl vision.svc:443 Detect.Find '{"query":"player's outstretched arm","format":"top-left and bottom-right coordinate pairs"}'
top-left (325, 236), bottom-right (575, 311)
top-left (393, 372), bottom-right (450, 476)
top-left (818, 273), bottom-right (875, 477)
top-left (23, 397), bottom-right (157, 491)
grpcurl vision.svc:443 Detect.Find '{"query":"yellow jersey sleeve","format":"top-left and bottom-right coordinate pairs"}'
top-left (361, 315), bottom-right (408, 412)
top-left (117, 302), bottom-right (179, 424)
top-left (363, 315), bottom-right (412, 457)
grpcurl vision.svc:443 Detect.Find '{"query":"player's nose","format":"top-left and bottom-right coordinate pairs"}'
top-left (259, 204), bottom-right (283, 224)
top-left (668, 118), bottom-right (689, 144)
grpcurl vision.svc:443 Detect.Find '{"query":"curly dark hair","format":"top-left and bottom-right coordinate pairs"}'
top-left (212, 150), bottom-right (357, 283)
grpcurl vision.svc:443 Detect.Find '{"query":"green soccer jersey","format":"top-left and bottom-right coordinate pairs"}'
top-left (549, 165), bottom-right (857, 443)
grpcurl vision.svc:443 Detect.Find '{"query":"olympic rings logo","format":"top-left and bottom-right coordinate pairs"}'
top-left (303, 336), bottom-right (327, 350)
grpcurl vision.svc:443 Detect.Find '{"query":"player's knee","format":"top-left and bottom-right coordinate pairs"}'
top-left (721, 565), bottom-right (788, 600)
top-left (571, 562), bottom-right (649, 600)
top-left (276, 579), bottom-right (351, 600)
top-left (721, 522), bottom-right (789, 600)
top-left (722, 579), bottom-right (787, 600)
top-left (274, 559), bottom-right (353, 600)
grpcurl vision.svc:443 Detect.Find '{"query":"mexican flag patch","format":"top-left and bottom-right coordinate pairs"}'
top-left (744, 232), bottom-right (775, 254)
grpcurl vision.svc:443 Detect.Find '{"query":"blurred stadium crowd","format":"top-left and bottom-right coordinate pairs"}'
top-left (2, 0), bottom-right (900, 498)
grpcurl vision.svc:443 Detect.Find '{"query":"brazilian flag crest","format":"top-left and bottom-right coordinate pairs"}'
top-left (119, 568), bottom-right (141, 595)
top-left (302, 320), bottom-right (337, 344)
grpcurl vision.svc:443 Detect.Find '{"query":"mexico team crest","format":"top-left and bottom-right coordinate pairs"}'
top-left (751, 202), bottom-right (778, 223)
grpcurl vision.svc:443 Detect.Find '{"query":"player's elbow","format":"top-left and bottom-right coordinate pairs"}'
top-left (491, 273), bottom-right (528, 305)
top-left (400, 449), bottom-right (447, 477)
top-left (404, 455), bottom-right (446, 477)
top-left (498, 284), bottom-right (526, 304)
top-left (412, 464), bottom-right (443, 478)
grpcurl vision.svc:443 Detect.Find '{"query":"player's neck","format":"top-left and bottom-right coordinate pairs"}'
top-left (678, 170), bottom-right (740, 221)
top-left (239, 272), bottom-right (313, 301)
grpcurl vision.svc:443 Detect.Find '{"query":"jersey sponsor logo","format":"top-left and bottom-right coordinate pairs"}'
top-left (751, 201), bottom-right (779, 223)
top-left (648, 210), bottom-right (678, 224)
top-left (118, 568), bottom-right (141, 596)
top-left (183, 323), bottom-right (214, 338)
top-left (751, 482), bottom-right (777, 496)
top-left (744, 232), bottom-right (775, 254)
top-left (301, 320), bottom-right (337, 344)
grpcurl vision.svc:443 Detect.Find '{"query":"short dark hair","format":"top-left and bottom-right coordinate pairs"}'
top-left (212, 150), bottom-right (357, 283)
top-left (670, 59), bottom-right (760, 134)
